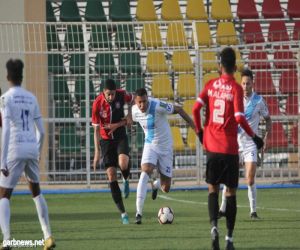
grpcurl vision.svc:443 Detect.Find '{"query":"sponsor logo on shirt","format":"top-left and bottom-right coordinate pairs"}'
top-left (166, 104), bottom-right (172, 112)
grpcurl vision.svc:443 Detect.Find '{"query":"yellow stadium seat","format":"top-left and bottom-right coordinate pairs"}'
top-left (234, 72), bottom-right (241, 83)
top-left (141, 23), bottom-right (163, 48)
top-left (182, 99), bottom-right (195, 116)
top-left (186, 0), bottom-right (208, 20)
top-left (187, 127), bottom-right (197, 150)
top-left (170, 127), bottom-right (185, 151)
top-left (177, 74), bottom-right (196, 98)
top-left (195, 22), bottom-right (212, 47)
top-left (202, 72), bottom-right (220, 86)
top-left (211, 0), bottom-right (233, 20)
top-left (216, 22), bottom-right (238, 45)
top-left (167, 23), bottom-right (188, 47)
top-left (136, 0), bottom-right (157, 21)
top-left (161, 0), bottom-right (182, 20)
top-left (146, 52), bottom-right (168, 72)
top-left (172, 51), bottom-right (193, 72)
top-left (152, 75), bottom-right (174, 99)
top-left (202, 52), bottom-right (219, 72)
top-left (235, 50), bottom-right (244, 71)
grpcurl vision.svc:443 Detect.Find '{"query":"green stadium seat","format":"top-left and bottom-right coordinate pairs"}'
top-left (115, 24), bottom-right (136, 48)
top-left (65, 25), bottom-right (84, 50)
top-left (85, 0), bottom-right (106, 21)
top-left (89, 25), bottom-right (111, 49)
top-left (136, 125), bottom-right (144, 150)
top-left (119, 53), bottom-right (142, 74)
top-left (55, 101), bottom-right (73, 118)
top-left (109, 0), bottom-right (132, 21)
top-left (60, 0), bottom-right (81, 21)
top-left (48, 54), bottom-right (65, 74)
top-left (69, 54), bottom-right (86, 74)
top-left (125, 75), bottom-right (145, 92)
top-left (75, 77), bottom-right (96, 102)
top-left (53, 77), bottom-right (70, 101)
top-left (46, 1), bottom-right (56, 22)
top-left (59, 126), bottom-right (81, 153)
top-left (47, 25), bottom-right (61, 50)
top-left (95, 53), bottom-right (116, 74)
top-left (79, 100), bottom-right (93, 118)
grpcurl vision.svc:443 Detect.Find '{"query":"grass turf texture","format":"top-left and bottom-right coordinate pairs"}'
top-left (8, 188), bottom-right (300, 250)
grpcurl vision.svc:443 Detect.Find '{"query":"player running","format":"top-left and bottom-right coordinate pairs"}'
top-left (132, 88), bottom-right (195, 224)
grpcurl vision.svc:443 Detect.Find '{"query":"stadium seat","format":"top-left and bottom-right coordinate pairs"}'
top-left (288, 0), bottom-right (300, 18)
top-left (279, 71), bottom-right (298, 94)
top-left (135, 125), bottom-right (145, 150)
top-left (243, 22), bottom-right (265, 44)
top-left (152, 75), bottom-right (174, 99)
top-left (119, 53), bottom-right (142, 74)
top-left (79, 100), bottom-right (93, 118)
top-left (274, 51), bottom-right (296, 69)
top-left (262, 0), bottom-right (284, 18)
top-left (109, 0), bottom-right (131, 21)
top-left (46, 1), bottom-right (56, 22)
top-left (172, 51), bottom-right (193, 72)
top-left (202, 52), bottom-right (219, 72)
top-left (166, 23), bottom-right (188, 47)
top-left (211, 0), bottom-right (233, 20)
top-left (187, 127), bottom-right (197, 150)
top-left (195, 22), bottom-right (211, 47)
top-left (266, 122), bottom-right (288, 150)
top-left (248, 50), bottom-right (270, 69)
top-left (55, 101), bottom-right (73, 119)
top-left (186, 0), bottom-right (208, 20)
top-left (85, 0), bottom-right (106, 21)
top-left (60, 0), bottom-right (81, 21)
top-left (268, 21), bottom-right (289, 42)
top-left (69, 54), bottom-right (86, 74)
top-left (125, 75), bottom-right (145, 92)
top-left (136, 0), bottom-right (157, 21)
top-left (74, 77), bottom-right (96, 102)
top-left (234, 72), bottom-right (242, 83)
top-left (48, 54), bottom-right (65, 74)
top-left (141, 23), bottom-right (163, 48)
top-left (263, 96), bottom-right (281, 116)
top-left (53, 77), bottom-right (70, 101)
top-left (183, 99), bottom-right (195, 116)
top-left (286, 96), bottom-right (298, 115)
top-left (254, 71), bottom-right (276, 94)
top-left (161, 0), bottom-right (182, 20)
top-left (59, 126), bottom-right (81, 153)
top-left (47, 25), bottom-right (61, 50)
top-left (291, 125), bottom-right (298, 146)
top-left (202, 72), bottom-right (219, 86)
top-left (89, 25), bottom-right (111, 49)
top-left (115, 24), bottom-right (136, 48)
top-left (177, 74), bottom-right (196, 98)
top-left (237, 0), bottom-right (259, 19)
top-left (146, 52), bottom-right (168, 73)
top-left (235, 50), bottom-right (244, 71)
top-left (95, 53), bottom-right (116, 75)
top-left (293, 21), bottom-right (300, 40)
top-left (216, 22), bottom-right (238, 45)
top-left (65, 25), bottom-right (84, 50)
top-left (170, 127), bottom-right (185, 151)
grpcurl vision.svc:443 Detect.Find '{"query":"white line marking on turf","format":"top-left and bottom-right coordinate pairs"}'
top-left (158, 195), bottom-right (300, 213)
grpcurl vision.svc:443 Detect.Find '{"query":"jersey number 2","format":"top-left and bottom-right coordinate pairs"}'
top-left (213, 99), bottom-right (225, 124)
top-left (21, 109), bottom-right (30, 131)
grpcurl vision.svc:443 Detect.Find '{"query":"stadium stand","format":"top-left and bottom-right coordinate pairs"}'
top-left (243, 21), bottom-right (265, 44)
top-left (195, 22), bottom-right (211, 47)
top-left (186, 0), bottom-right (207, 20)
top-left (287, 0), bottom-right (300, 18)
top-left (109, 0), bottom-right (132, 21)
top-left (177, 74), bottom-right (196, 98)
top-left (237, 0), bottom-right (259, 19)
top-left (141, 23), bottom-right (163, 48)
top-left (170, 126), bottom-right (185, 151)
top-left (216, 22), bottom-right (238, 45)
top-left (264, 96), bottom-right (281, 116)
top-left (279, 71), bottom-right (298, 94)
top-left (262, 0), bottom-right (284, 18)
top-left (136, 0), bottom-right (157, 21)
top-left (286, 96), bottom-right (298, 115)
top-left (151, 74), bottom-right (174, 99)
top-left (254, 71), bottom-right (276, 94)
top-left (146, 52), bottom-right (168, 72)
top-left (268, 21), bottom-right (290, 42)
top-left (161, 0), bottom-right (182, 20)
top-left (266, 122), bottom-right (289, 150)
top-left (211, 0), bottom-right (233, 20)
top-left (172, 51), bottom-right (193, 72)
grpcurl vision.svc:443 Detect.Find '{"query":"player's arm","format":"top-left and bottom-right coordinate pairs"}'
top-left (263, 115), bottom-right (272, 151)
top-left (34, 117), bottom-right (45, 156)
top-left (92, 100), bottom-right (101, 172)
top-left (124, 91), bottom-right (134, 126)
top-left (1, 116), bottom-right (10, 176)
top-left (173, 106), bottom-right (195, 130)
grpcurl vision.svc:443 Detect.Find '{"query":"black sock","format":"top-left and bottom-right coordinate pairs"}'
top-left (121, 164), bottom-right (130, 180)
top-left (208, 192), bottom-right (219, 228)
top-left (109, 181), bottom-right (125, 213)
top-left (226, 195), bottom-right (237, 238)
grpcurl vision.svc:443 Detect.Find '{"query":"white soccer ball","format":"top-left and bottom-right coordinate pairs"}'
top-left (158, 206), bottom-right (174, 224)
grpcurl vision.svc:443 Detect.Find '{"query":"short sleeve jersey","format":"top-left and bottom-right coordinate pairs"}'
top-left (92, 89), bottom-right (133, 140)
top-left (132, 98), bottom-right (174, 151)
top-left (197, 74), bottom-right (245, 155)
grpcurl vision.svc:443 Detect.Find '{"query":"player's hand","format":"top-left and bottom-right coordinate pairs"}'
top-left (125, 116), bottom-right (133, 127)
top-left (197, 130), bottom-right (203, 144)
top-left (1, 168), bottom-right (9, 177)
top-left (93, 152), bottom-right (100, 172)
top-left (252, 134), bottom-right (264, 150)
top-left (104, 123), bottom-right (119, 135)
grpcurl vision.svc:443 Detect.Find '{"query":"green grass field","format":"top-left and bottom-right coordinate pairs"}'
top-left (8, 188), bottom-right (300, 250)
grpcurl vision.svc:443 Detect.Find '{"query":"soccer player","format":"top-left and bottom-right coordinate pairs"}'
top-left (192, 47), bottom-right (264, 250)
top-left (0, 59), bottom-right (55, 250)
top-left (132, 88), bottom-right (195, 224)
top-left (92, 79), bottom-right (133, 224)
top-left (219, 69), bottom-right (272, 220)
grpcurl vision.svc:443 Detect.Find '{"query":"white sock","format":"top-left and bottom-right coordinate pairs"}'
top-left (33, 194), bottom-right (51, 240)
top-left (219, 186), bottom-right (227, 213)
top-left (248, 184), bottom-right (257, 213)
top-left (153, 179), bottom-right (161, 190)
top-left (0, 198), bottom-right (10, 241)
top-left (225, 235), bottom-right (233, 242)
top-left (136, 172), bottom-right (149, 216)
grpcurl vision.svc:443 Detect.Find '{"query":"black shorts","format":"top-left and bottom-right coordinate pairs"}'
top-left (206, 151), bottom-right (239, 188)
top-left (100, 136), bottom-right (130, 169)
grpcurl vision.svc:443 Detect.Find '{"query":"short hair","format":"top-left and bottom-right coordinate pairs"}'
top-left (219, 47), bottom-right (236, 74)
top-left (6, 59), bottom-right (24, 85)
top-left (135, 88), bottom-right (148, 97)
top-left (104, 79), bottom-right (116, 90)
top-left (241, 68), bottom-right (254, 80)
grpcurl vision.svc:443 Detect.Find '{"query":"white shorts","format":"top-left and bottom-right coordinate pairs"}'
top-left (141, 144), bottom-right (173, 178)
top-left (0, 159), bottom-right (40, 189)
top-left (239, 147), bottom-right (257, 164)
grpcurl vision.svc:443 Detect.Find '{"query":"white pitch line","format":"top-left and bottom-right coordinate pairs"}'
top-left (158, 194), bottom-right (300, 213)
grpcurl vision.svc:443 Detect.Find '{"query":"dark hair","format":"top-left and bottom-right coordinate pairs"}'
top-left (241, 68), bottom-right (253, 80)
top-left (6, 59), bottom-right (24, 85)
top-left (135, 88), bottom-right (148, 97)
top-left (104, 79), bottom-right (116, 90)
top-left (220, 47), bottom-right (236, 74)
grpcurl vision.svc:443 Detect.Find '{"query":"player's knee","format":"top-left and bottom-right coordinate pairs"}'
top-left (0, 188), bottom-right (13, 199)
top-left (161, 185), bottom-right (170, 193)
top-left (248, 179), bottom-right (255, 186)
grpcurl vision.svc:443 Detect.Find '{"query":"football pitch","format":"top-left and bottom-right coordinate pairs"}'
top-left (10, 188), bottom-right (300, 250)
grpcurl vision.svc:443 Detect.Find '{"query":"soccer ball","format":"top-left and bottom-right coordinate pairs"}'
top-left (158, 206), bottom-right (174, 224)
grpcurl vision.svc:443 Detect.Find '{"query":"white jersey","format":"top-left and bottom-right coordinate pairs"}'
top-left (238, 92), bottom-right (269, 151)
top-left (0, 86), bottom-right (42, 164)
top-left (132, 98), bottom-right (174, 151)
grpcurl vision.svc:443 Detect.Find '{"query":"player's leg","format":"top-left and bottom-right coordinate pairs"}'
top-left (118, 136), bottom-right (130, 199)
top-left (218, 185), bottom-right (227, 218)
top-left (245, 160), bottom-right (258, 218)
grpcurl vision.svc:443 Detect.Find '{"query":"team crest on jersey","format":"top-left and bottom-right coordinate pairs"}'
top-left (100, 110), bottom-right (107, 118)
top-left (115, 102), bottom-right (121, 109)
top-left (166, 104), bottom-right (172, 112)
